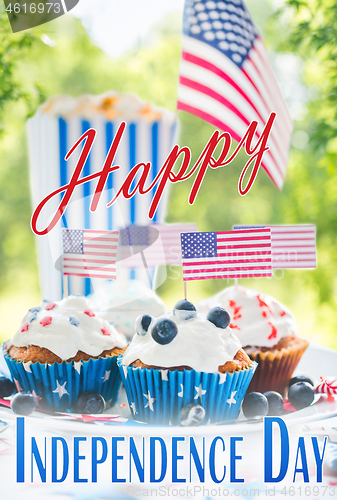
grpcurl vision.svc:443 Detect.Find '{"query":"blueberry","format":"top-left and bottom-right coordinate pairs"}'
top-left (288, 382), bottom-right (315, 411)
top-left (179, 403), bottom-right (205, 426)
top-left (135, 314), bottom-right (152, 336)
top-left (0, 376), bottom-right (15, 398)
top-left (289, 375), bottom-right (314, 389)
top-left (242, 392), bottom-right (269, 419)
top-left (207, 307), bottom-right (231, 329)
top-left (11, 393), bottom-right (36, 415)
top-left (264, 391), bottom-right (284, 416)
top-left (151, 318), bottom-right (178, 345)
top-left (173, 300), bottom-right (197, 320)
top-left (77, 392), bottom-right (105, 414)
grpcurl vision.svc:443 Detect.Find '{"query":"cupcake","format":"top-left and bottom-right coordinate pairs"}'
top-left (197, 286), bottom-right (309, 395)
top-left (90, 279), bottom-right (166, 339)
top-left (3, 295), bottom-right (127, 411)
top-left (118, 300), bottom-right (257, 425)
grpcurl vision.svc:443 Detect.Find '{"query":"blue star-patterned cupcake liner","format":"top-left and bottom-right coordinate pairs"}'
top-left (118, 356), bottom-right (257, 425)
top-left (2, 343), bottom-right (123, 412)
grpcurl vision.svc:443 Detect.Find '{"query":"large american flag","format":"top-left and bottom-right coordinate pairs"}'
top-left (181, 228), bottom-right (272, 280)
top-left (118, 223), bottom-right (198, 268)
top-left (62, 229), bottom-right (119, 279)
top-left (233, 224), bottom-right (317, 269)
top-left (178, 0), bottom-right (293, 190)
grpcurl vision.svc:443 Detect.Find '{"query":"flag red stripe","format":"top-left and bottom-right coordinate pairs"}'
top-left (183, 273), bottom-right (272, 281)
top-left (183, 258), bottom-right (271, 266)
top-left (183, 266), bottom-right (272, 273)
top-left (83, 244), bottom-right (118, 249)
top-left (64, 265), bottom-right (116, 271)
top-left (64, 273), bottom-right (116, 279)
top-left (63, 258), bottom-right (116, 264)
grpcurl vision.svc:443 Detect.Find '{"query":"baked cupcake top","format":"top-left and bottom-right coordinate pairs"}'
top-left (122, 300), bottom-right (243, 373)
top-left (197, 286), bottom-right (297, 348)
top-left (6, 295), bottom-right (127, 361)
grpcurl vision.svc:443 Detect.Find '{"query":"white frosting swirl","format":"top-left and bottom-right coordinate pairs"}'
top-left (91, 280), bottom-right (166, 339)
top-left (122, 311), bottom-right (242, 373)
top-left (197, 286), bottom-right (297, 348)
top-left (7, 295), bottom-right (127, 361)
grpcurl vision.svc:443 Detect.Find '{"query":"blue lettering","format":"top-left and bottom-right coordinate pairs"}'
top-left (209, 437), bottom-right (226, 483)
top-left (52, 437), bottom-right (69, 482)
top-left (129, 437), bottom-right (144, 482)
top-left (230, 437), bottom-right (244, 483)
top-left (150, 437), bottom-right (167, 482)
top-left (264, 417), bottom-right (289, 482)
top-left (112, 437), bottom-right (126, 483)
top-left (31, 438), bottom-right (46, 482)
top-left (74, 437), bottom-right (87, 483)
top-left (172, 437), bottom-right (186, 483)
top-left (91, 437), bottom-right (107, 482)
top-left (189, 437), bottom-right (205, 482)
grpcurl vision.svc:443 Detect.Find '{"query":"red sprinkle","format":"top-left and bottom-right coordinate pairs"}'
top-left (262, 311), bottom-right (267, 318)
top-left (267, 322), bottom-right (277, 340)
top-left (279, 311), bottom-right (286, 316)
top-left (257, 294), bottom-right (273, 314)
top-left (229, 323), bottom-right (240, 330)
top-left (84, 310), bottom-right (95, 317)
top-left (21, 322), bottom-right (29, 332)
top-left (45, 302), bottom-right (56, 311)
top-left (40, 316), bottom-right (52, 327)
top-left (101, 327), bottom-right (110, 336)
top-left (120, 403), bottom-right (126, 408)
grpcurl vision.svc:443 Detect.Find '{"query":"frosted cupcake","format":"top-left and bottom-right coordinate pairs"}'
top-left (3, 295), bottom-right (127, 411)
top-left (91, 280), bottom-right (166, 339)
top-left (118, 300), bottom-right (257, 425)
top-left (197, 286), bottom-right (309, 395)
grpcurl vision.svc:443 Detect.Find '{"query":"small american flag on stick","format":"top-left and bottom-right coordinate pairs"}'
top-left (233, 224), bottom-right (317, 269)
top-left (181, 228), bottom-right (272, 281)
top-left (62, 229), bottom-right (119, 280)
top-left (178, 0), bottom-right (292, 190)
top-left (119, 223), bottom-right (198, 268)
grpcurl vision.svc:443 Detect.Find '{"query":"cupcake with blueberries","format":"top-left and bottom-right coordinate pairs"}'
top-left (197, 286), bottom-right (309, 395)
top-left (118, 299), bottom-right (257, 425)
top-left (3, 295), bottom-right (127, 412)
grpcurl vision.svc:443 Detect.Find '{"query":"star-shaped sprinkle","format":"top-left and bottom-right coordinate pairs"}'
top-left (219, 372), bottom-right (227, 384)
top-left (101, 327), bottom-right (110, 336)
top-left (45, 302), bottom-right (56, 311)
top-left (143, 391), bottom-right (156, 411)
top-left (29, 306), bottom-right (40, 313)
top-left (69, 316), bottom-right (80, 327)
top-left (73, 361), bottom-right (82, 374)
top-left (23, 361), bottom-right (32, 373)
top-left (102, 370), bottom-right (111, 383)
top-left (84, 310), bottom-right (95, 317)
top-left (52, 380), bottom-right (69, 399)
top-left (226, 391), bottom-right (237, 407)
top-left (21, 322), bottom-right (29, 332)
top-left (177, 384), bottom-right (184, 398)
top-left (130, 402), bottom-right (137, 415)
top-left (28, 312), bottom-right (37, 323)
top-left (40, 316), bottom-right (52, 327)
top-left (160, 369), bottom-right (169, 381)
top-left (194, 384), bottom-right (207, 400)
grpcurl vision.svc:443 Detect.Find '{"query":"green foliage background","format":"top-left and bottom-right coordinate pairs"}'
top-left (0, 0), bottom-right (336, 348)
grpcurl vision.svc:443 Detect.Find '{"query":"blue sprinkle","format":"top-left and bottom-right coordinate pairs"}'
top-left (28, 306), bottom-right (41, 313)
top-left (69, 316), bottom-right (80, 327)
top-left (109, 321), bottom-right (115, 325)
top-left (42, 299), bottom-right (51, 303)
top-left (28, 312), bottom-right (38, 323)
